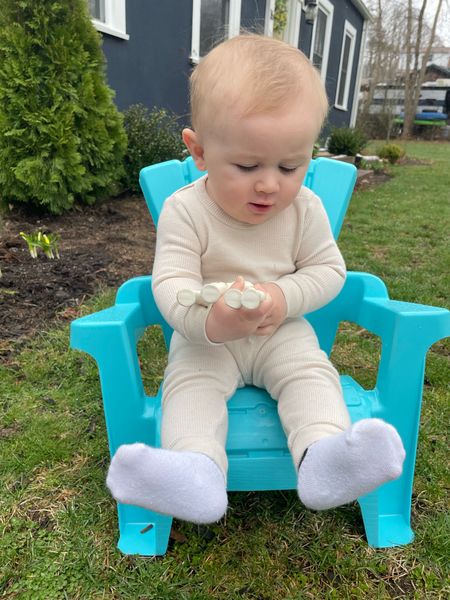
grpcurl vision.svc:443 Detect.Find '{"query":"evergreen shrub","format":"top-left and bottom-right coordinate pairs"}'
top-left (123, 104), bottom-right (185, 194)
top-left (377, 143), bottom-right (405, 164)
top-left (328, 127), bottom-right (368, 156)
top-left (0, 0), bottom-right (127, 214)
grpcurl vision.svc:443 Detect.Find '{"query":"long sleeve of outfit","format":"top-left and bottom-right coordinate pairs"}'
top-left (152, 175), bottom-right (346, 343)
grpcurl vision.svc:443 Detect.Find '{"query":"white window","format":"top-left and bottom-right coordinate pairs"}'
top-left (90, 0), bottom-right (105, 22)
top-left (271, 0), bottom-right (302, 47)
top-left (190, 0), bottom-right (242, 63)
top-left (309, 0), bottom-right (333, 82)
top-left (335, 21), bottom-right (357, 110)
top-left (89, 0), bottom-right (129, 40)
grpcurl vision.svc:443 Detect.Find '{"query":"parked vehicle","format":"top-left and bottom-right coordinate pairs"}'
top-left (369, 80), bottom-right (450, 119)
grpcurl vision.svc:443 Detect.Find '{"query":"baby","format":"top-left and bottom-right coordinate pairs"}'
top-left (107, 35), bottom-right (405, 524)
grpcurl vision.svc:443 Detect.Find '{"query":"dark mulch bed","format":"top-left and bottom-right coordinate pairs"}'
top-left (355, 168), bottom-right (393, 189)
top-left (0, 195), bottom-right (155, 354)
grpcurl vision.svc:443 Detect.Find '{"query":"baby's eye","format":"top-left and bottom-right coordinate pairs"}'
top-left (279, 166), bottom-right (298, 174)
top-left (235, 164), bottom-right (257, 171)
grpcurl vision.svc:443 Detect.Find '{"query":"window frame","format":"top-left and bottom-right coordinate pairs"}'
top-left (309, 0), bottom-right (334, 83)
top-left (190, 0), bottom-right (242, 64)
top-left (90, 0), bottom-right (129, 41)
top-left (334, 20), bottom-right (357, 111)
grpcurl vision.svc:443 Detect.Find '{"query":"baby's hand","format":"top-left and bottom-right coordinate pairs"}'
top-left (205, 277), bottom-right (273, 343)
top-left (251, 282), bottom-right (287, 336)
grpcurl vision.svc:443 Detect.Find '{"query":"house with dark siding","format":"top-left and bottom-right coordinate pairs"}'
top-left (89, 1), bottom-right (371, 134)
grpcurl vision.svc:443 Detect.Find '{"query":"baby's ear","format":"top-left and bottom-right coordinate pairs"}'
top-left (182, 128), bottom-right (207, 171)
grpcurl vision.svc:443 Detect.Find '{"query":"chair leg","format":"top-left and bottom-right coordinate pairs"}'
top-left (360, 343), bottom-right (429, 548)
top-left (117, 504), bottom-right (173, 556)
top-left (358, 480), bottom-right (414, 548)
top-left (357, 419), bottom-right (418, 548)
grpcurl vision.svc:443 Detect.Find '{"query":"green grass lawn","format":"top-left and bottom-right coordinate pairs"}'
top-left (1, 142), bottom-right (449, 599)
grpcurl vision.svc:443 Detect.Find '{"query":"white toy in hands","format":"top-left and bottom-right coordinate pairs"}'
top-left (225, 284), bottom-right (267, 309)
top-left (177, 280), bottom-right (269, 310)
top-left (177, 282), bottom-right (230, 308)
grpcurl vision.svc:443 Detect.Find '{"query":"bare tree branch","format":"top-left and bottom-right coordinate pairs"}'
top-left (402, 0), bottom-right (444, 138)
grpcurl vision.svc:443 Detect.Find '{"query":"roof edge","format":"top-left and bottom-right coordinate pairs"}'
top-left (351, 0), bottom-right (373, 21)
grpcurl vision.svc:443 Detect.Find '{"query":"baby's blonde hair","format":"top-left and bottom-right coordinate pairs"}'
top-left (189, 34), bottom-right (328, 135)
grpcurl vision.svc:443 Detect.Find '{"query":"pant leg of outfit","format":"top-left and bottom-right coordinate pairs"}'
top-left (161, 331), bottom-right (243, 478)
top-left (252, 318), bottom-right (351, 470)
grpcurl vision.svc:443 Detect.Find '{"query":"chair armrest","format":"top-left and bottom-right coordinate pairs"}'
top-left (329, 271), bottom-right (450, 352)
top-left (310, 272), bottom-right (449, 473)
top-left (70, 276), bottom-right (168, 358)
top-left (70, 277), bottom-right (170, 454)
top-left (309, 272), bottom-right (449, 354)
top-left (69, 276), bottom-right (169, 451)
top-left (342, 274), bottom-right (449, 519)
top-left (309, 270), bottom-right (449, 416)
top-left (358, 295), bottom-right (450, 350)
top-left (70, 302), bottom-right (149, 356)
top-left (69, 276), bottom-right (166, 403)
top-left (353, 283), bottom-right (449, 421)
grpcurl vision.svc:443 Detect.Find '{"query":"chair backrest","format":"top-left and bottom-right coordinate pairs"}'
top-left (139, 156), bottom-right (356, 239)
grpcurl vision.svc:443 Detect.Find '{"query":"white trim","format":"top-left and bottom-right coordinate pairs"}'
top-left (285, 0), bottom-right (302, 47)
top-left (334, 20), bottom-right (357, 111)
top-left (309, 0), bottom-right (334, 83)
top-left (264, 0), bottom-right (276, 37)
top-left (228, 0), bottom-right (242, 37)
top-left (190, 0), bottom-right (242, 63)
top-left (350, 19), bottom-right (368, 126)
top-left (350, 0), bottom-right (372, 22)
top-left (92, 19), bottom-right (129, 40)
top-left (91, 0), bottom-right (129, 40)
top-left (190, 0), bottom-right (202, 63)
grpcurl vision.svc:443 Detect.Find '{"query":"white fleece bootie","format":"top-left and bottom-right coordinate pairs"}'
top-left (106, 443), bottom-right (228, 523)
top-left (297, 418), bottom-right (406, 510)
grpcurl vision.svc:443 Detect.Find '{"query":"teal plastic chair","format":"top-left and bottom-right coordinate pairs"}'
top-left (70, 157), bottom-right (450, 556)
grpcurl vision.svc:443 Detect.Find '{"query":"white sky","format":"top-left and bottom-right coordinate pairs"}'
top-left (365, 0), bottom-right (450, 46)
top-left (428, 0), bottom-right (450, 45)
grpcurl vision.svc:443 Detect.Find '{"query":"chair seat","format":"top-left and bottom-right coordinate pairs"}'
top-left (143, 375), bottom-right (374, 492)
top-left (226, 376), bottom-right (374, 490)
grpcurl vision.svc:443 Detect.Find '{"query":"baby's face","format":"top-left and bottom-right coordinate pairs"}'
top-left (201, 98), bottom-right (320, 225)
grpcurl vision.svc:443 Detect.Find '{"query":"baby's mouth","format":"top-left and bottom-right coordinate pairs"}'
top-left (248, 202), bottom-right (273, 213)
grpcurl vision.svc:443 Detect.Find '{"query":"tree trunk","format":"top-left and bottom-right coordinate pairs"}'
top-left (402, 0), bottom-right (415, 139)
top-left (402, 0), bottom-right (443, 139)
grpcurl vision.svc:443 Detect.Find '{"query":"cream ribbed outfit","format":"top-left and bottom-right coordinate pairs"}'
top-left (152, 175), bottom-right (351, 477)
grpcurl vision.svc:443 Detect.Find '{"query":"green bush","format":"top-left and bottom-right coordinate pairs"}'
top-left (123, 104), bottom-right (186, 194)
top-left (327, 127), bottom-right (368, 156)
top-left (377, 143), bottom-right (405, 164)
top-left (0, 0), bottom-right (127, 214)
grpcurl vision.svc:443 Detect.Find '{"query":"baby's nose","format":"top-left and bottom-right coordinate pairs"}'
top-left (255, 172), bottom-right (280, 194)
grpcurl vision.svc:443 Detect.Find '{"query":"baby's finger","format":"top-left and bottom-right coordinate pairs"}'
top-left (231, 276), bottom-right (246, 290)
top-left (254, 324), bottom-right (275, 336)
top-left (257, 313), bottom-right (273, 328)
top-left (257, 290), bottom-right (273, 313)
top-left (238, 298), bottom-right (272, 324)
